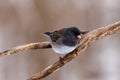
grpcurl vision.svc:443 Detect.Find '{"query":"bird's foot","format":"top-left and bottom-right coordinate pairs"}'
top-left (59, 56), bottom-right (64, 64)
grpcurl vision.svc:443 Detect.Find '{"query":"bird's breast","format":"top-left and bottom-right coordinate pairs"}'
top-left (51, 43), bottom-right (77, 54)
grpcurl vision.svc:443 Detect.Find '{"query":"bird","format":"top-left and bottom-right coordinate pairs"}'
top-left (44, 27), bottom-right (88, 55)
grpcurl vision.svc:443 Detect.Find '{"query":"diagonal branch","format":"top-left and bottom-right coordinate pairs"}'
top-left (27, 21), bottom-right (120, 80)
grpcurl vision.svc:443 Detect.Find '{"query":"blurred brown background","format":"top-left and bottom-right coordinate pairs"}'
top-left (0, 0), bottom-right (120, 80)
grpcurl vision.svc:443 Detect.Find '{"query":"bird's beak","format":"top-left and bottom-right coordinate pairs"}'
top-left (77, 35), bottom-right (82, 39)
top-left (77, 31), bottom-right (89, 39)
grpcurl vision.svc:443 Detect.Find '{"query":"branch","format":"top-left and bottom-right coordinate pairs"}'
top-left (27, 21), bottom-right (120, 80)
top-left (0, 42), bottom-right (51, 56)
top-left (0, 21), bottom-right (120, 80)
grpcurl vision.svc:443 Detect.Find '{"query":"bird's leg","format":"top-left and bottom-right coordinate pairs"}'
top-left (58, 54), bottom-right (62, 60)
top-left (58, 54), bottom-right (64, 64)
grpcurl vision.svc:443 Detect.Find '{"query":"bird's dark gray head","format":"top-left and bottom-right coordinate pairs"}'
top-left (64, 27), bottom-right (89, 36)
top-left (60, 27), bottom-right (81, 46)
top-left (65, 27), bottom-right (80, 36)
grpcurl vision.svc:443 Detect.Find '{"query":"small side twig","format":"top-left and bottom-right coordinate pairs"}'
top-left (0, 42), bottom-right (51, 56)
top-left (27, 21), bottom-right (120, 80)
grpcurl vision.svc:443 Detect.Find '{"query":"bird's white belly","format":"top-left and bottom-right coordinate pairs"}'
top-left (52, 44), bottom-right (77, 54)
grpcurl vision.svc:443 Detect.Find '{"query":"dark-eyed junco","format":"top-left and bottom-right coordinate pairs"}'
top-left (44, 27), bottom-right (88, 54)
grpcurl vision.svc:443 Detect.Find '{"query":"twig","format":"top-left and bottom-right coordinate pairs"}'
top-left (0, 42), bottom-right (51, 56)
top-left (27, 21), bottom-right (120, 80)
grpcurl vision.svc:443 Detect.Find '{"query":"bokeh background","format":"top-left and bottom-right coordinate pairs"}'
top-left (0, 0), bottom-right (120, 80)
